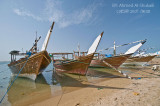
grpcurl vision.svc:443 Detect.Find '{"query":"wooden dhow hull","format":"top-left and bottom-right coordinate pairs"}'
top-left (53, 53), bottom-right (94, 75)
top-left (8, 51), bottom-right (51, 80)
top-left (122, 55), bottom-right (156, 66)
top-left (90, 54), bottom-right (132, 69)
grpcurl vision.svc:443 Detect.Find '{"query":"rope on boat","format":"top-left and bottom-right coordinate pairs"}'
top-left (102, 60), bottom-right (117, 70)
top-left (0, 55), bottom-right (30, 104)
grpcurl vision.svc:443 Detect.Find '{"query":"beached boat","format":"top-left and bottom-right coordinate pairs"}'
top-left (123, 55), bottom-right (157, 66)
top-left (90, 39), bottom-right (146, 69)
top-left (8, 22), bottom-right (54, 80)
top-left (53, 32), bottom-right (104, 75)
top-left (90, 54), bottom-right (132, 69)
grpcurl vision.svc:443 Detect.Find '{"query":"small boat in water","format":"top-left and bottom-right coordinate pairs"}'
top-left (90, 39), bottom-right (146, 69)
top-left (53, 32), bottom-right (104, 75)
top-left (8, 22), bottom-right (55, 80)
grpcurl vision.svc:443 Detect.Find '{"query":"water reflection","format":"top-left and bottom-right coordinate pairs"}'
top-left (5, 67), bottom-right (126, 105)
top-left (7, 74), bottom-right (52, 105)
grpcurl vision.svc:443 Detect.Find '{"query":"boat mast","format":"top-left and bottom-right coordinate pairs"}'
top-left (35, 31), bottom-right (38, 52)
top-left (41, 22), bottom-right (55, 51)
top-left (113, 41), bottom-right (116, 56)
top-left (78, 43), bottom-right (80, 56)
top-left (29, 32), bottom-right (41, 53)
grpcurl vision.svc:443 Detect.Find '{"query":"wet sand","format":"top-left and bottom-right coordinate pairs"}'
top-left (8, 57), bottom-right (160, 106)
top-left (7, 68), bottom-right (126, 106)
top-left (148, 57), bottom-right (160, 65)
top-left (32, 73), bottom-right (160, 106)
top-left (29, 57), bottom-right (160, 106)
top-left (32, 77), bottom-right (130, 106)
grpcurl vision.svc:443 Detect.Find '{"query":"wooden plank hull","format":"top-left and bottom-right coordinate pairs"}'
top-left (8, 51), bottom-right (51, 80)
top-left (90, 54), bottom-right (132, 69)
top-left (53, 54), bottom-right (94, 75)
top-left (126, 55), bottom-right (156, 63)
top-left (122, 55), bottom-right (156, 66)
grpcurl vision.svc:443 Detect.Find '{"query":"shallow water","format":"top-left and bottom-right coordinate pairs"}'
top-left (0, 61), bottom-right (124, 105)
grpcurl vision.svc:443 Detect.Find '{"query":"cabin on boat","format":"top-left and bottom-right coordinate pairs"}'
top-left (9, 50), bottom-right (20, 62)
top-left (9, 50), bottom-right (28, 63)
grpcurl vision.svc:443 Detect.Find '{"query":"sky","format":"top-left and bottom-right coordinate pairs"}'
top-left (0, 0), bottom-right (160, 61)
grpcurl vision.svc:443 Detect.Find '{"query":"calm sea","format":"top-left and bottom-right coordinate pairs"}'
top-left (0, 61), bottom-right (11, 105)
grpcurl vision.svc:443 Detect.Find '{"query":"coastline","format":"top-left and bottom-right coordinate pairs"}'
top-left (31, 58), bottom-right (160, 106)
top-left (3, 58), bottom-right (160, 106)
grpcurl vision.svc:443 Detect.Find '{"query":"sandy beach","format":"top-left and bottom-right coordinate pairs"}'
top-left (88, 76), bottom-right (160, 106)
top-left (32, 77), bottom-right (131, 106)
top-left (27, 58), bottom-right (160, 106)
top-left (3, 58), bottom-right (159, 106)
